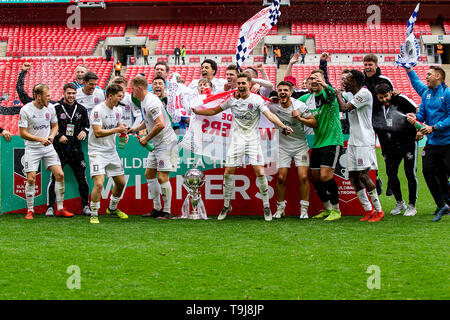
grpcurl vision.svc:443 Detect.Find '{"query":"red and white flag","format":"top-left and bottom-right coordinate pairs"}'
top-left (179, 90), bottom-right (278, 166)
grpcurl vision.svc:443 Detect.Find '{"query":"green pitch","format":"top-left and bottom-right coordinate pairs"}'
top-left (0, 148), bottom-right (448, 300)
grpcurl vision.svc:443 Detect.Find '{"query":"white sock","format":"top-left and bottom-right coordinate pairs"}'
top-left (323, 200), bottom-right (332, 211)
top-left (147, 178), bottom-right (162, 211)
top-left (356, 189), bottom-right (372, 211)
top-left (223, 174), bottom-right (233, 208)
top-left (256, 176), bottom-right (270, 208)
top-left (109, 194), bottom-right (121, 211)
top-left (332, 203), bottom-right (340, 212)
top-left (368, 189), bottom-right (383, 213)
top-left (277, 200), bottom-right (286, 208)
top-left (160, 181), bottom-right (172, 214)
top-left (90, 201), bottom-right (100, 217)
top-left (300, 200), bottom-right (309, 214)
top-left (25, 182), bottom-right (35, 212)
top-left (55, 181), bottom-right (65, 210)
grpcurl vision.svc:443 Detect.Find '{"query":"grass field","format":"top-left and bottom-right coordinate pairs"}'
top-left (0, 149), bottom-right (448, 300)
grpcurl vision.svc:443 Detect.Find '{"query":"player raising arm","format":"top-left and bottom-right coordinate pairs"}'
top-left (192, 72), bottom-right (292, 221)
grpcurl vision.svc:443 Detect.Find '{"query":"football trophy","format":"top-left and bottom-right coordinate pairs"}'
top-left (181, 167), bottom-right (208, 220)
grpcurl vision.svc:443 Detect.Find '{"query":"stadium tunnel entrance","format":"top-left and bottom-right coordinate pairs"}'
top-left (278, 45), bottom-right (298, 65)
top-left (115, 46), bottom-right (137, 66)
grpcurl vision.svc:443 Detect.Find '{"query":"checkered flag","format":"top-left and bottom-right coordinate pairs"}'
top-left (236, 0), bottom-right (281, 70)
top-left (406, 3), bottom-right (420, 37)
top-left (395, 3), bottom-right (421, 69)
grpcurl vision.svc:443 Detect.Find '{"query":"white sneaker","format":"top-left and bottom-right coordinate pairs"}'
top-left (264, 207), bottom-right (272, 221)
top-left (45, 207), bottom-right (54, 216)
top-left (218, 206), bottom-right (232, 221)
top-left (273, 202), bottom-right (286, 219)
top-left (403, 204), bottom-right (417, 216)
top-left (82, 206), bottom-right (91, 216)
top-left (299, 208), bottom-right (309, 219)
top-left (390, 201), bottom-right (407, 215)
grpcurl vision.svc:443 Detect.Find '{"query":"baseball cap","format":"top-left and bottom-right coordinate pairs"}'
top-left (284, 75), bottom-right (297, 86)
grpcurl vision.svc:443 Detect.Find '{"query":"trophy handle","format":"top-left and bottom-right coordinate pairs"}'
top-left (181, 195), bottom-right (191, 219)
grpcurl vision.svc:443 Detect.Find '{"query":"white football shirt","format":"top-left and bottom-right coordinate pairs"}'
top-left (76, 87), bottom-right (105, 116)
top-left (345, 88), bottom-right (375, 146)
top-left (221, 93), bottom-right (268, 142)
top-left (141, 92), bottom-right (177, 147)
top-left (268, 98), bottom-right (310, 152)
top-left (18, 102), bottom-right (57, 150)
top-left (88, 102), bottom-right (124, 155)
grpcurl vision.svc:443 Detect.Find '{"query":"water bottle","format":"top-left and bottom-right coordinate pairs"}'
top-left (135, 134), bottom-right (154, 152)
top-left (144, 141), bottom-right (155, 152)
top-left (118, 133), bottom-right (127, 149)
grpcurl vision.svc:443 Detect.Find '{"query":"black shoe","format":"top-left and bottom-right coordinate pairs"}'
top-left (433, 205), bottom-right (449, 222)
top-left (157, 212), bottom-right (172, 220)
top-left (376, 178), bottom-right (383, 196)
top-left (142, 209), bottom-right (162, 218)
top-left (433, 205), bottom-right (449, 215)
top-left (386, 187), bottom-right (393, 197)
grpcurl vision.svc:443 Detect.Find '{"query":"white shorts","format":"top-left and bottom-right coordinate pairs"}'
top-left (23, 147), bottom-right (61, 173)
top-left (346, 145), bottom-right (378, 171)
top-left (225, 140), bottom-right (265, 167)
top-left (145, 139), bottom-right (178, 172)
top-left (88, 152), bottom-right (124, 177)
top-left (277, 147), bottom-right (310, 169)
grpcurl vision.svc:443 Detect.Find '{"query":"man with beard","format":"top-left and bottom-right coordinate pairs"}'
top-left (300, 69), bottom-right (344, 221)
top-left (363, 54), bottom-right (395, 196)
top-left (374, 83), bottom-right (419, 217)
top-left (405, 65), bottom-right (450, 222)
top-left (46, 83), bottom-right (91, 217)
top-left (192, 73), bottom-right (292, 221)
top-left (270, 81), bottom-right (317, 219)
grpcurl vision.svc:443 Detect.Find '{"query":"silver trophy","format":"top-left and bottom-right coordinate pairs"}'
top-left (181, 167), bottom-right (208, 220)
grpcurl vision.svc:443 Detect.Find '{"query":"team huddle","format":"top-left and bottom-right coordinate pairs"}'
top-left (14, 54), bottom-right (450, 223)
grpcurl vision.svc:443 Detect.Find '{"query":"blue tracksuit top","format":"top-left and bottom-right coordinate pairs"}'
top-left (407, 70), bottom-right (450, 146)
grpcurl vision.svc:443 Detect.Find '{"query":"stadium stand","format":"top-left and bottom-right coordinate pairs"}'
top-left (292, 21), bottom-right (432, 54)
top-left (137, 21), bottom-right (276, 55)
top-left (0, 23), bottom-right (125, 57)
top-left (444, 20), bottom-right (450, 34)
top-left (0, 57), bottom-right (113, 132)
top-left (137, 22), bottom-right (241, 55)
top-left (0, 57), bottom-right (112, 107)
